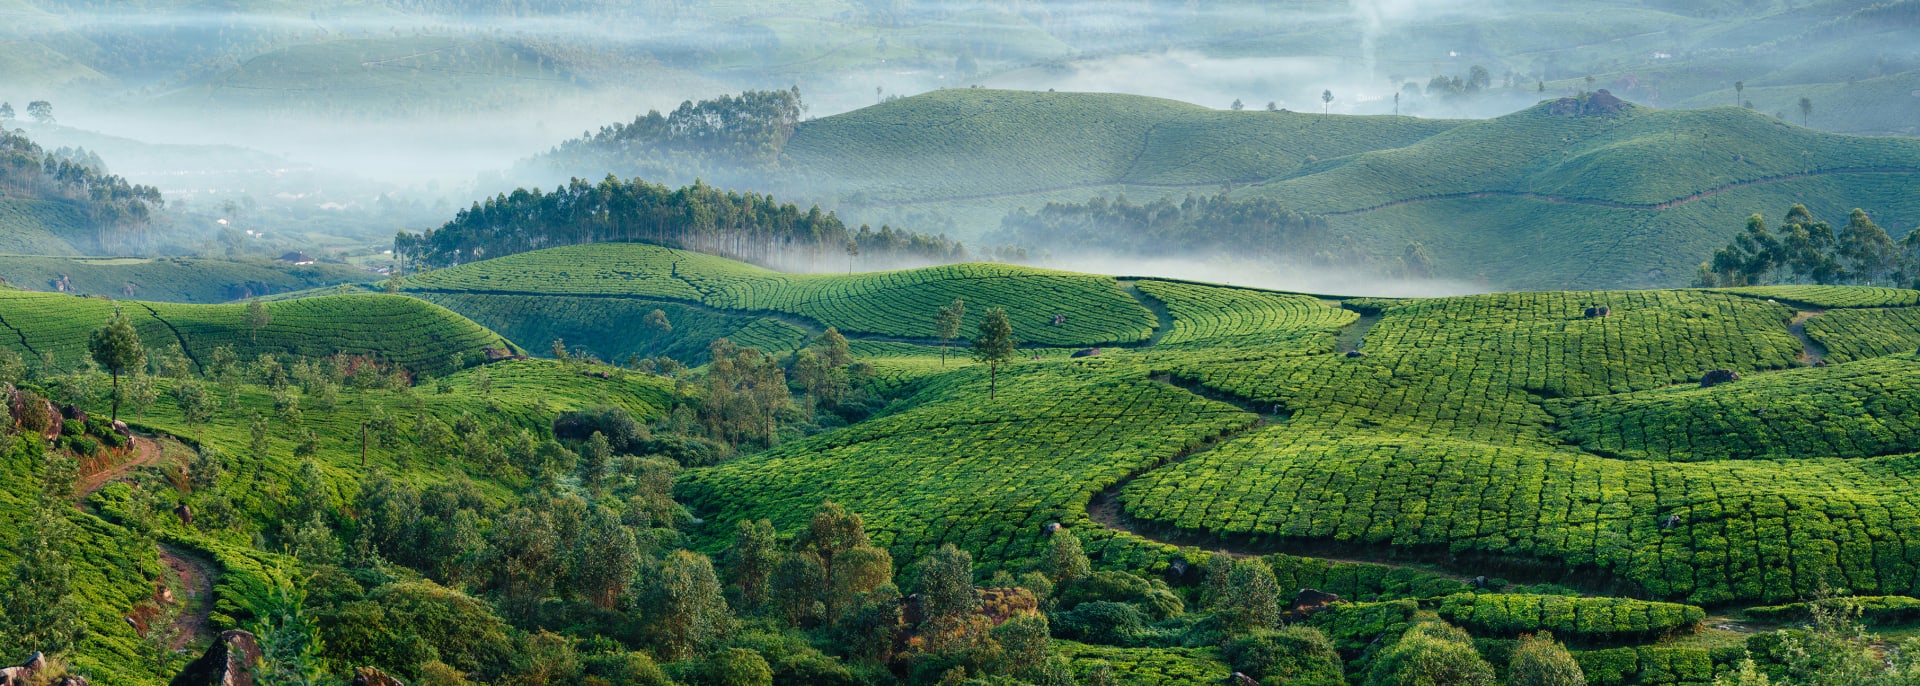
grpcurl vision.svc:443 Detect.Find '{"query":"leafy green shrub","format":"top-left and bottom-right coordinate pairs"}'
top-left (65, 434), bottom-right (98, 457)
top-left (1365, 621), bottom-right (1497, 686)
top-left (554, 405), bottom-right (647, 451)
top-left (683, 648), bottom-right (773, 686)
top-left (1222, 626), bottom-right (1344, 686)
top-left (1052, 601), bottom-right (1150, 646)
top-left (1508, 632), bottom-right (1587, 686)
top-left (1055, 571), bottom-right (1183, 620)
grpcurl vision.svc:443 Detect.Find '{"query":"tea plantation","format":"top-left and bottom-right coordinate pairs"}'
top-left (20, 241), bottom-right (1920, 684)
top-left (404, 242), bottom-right (1159, 348)
top-left (0, 290), bottom-right (510, 376)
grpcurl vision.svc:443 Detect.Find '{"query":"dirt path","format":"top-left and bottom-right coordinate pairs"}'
top-left (1117, 279), bottom-right (1176, 346)
top-left (158, 544), bottom-right (217, 650)
top-left (1334, 310), bottom-right (1381, 354)
top-left (1789, 310), bottom-right (1827, 366)
top-left (76, 434), bottom-right (163, 501)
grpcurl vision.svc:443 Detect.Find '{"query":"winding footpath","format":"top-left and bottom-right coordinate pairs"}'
top-left (73, 434), bottom-right (217, 651)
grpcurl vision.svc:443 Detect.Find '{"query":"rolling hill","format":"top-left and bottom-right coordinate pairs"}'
top-left (13, 237), bottom-right (1920, 682)
top-left (0, 255), bottom-right (372, 302)
top-left (0, 290), bottom-right (509, 375)
top-left (758, 89), bottom-right (1920, 291)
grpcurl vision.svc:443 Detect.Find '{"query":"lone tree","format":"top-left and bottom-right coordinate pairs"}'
top-left (845, 239), bottom-right (860, 273)
top-left (1734, 81), bottom-right (1745, 108)
top-left (971, 307), bottom-right (1015, 399)
top-left (246, 298), bottom-right (271, 343)
top-left (25, 100), bottom-right (52, 125)
top-left (644, 308), bottom-right (672, 356)
top-left (89, 309), bottom-right (146, 422)
top-left (1321, 90), bottom-right (1334, 115)
top-left (1798, 96), bottom-right (1814, 126)
top-left (1231, 99), bottom-right (1244, 111)
top-left (935, 298), bottom-right (965, 366)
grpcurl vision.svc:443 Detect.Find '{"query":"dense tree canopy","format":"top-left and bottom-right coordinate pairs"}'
top-left (1697, 204), bottom-right (1920, 287)
top-left (993, 193), bottom-right (1327, 260)
top-left (394, 176), bottom-right (964, 271)
top-left (0, 128), bottom-right (164, 250)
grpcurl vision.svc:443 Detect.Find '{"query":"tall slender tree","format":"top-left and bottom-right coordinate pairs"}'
top-left (971, 308), bottom-right (1015, 399)
top-left (935, 298), bottom-right (965, 366)
top-left (89, 309), bottom-right (146, 422)
top-left (247, 298), bottom-right (272, 343)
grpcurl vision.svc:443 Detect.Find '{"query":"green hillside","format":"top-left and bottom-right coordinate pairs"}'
top-left (0, 199), bottom-right (88, 256)
top-left (0, 255), bottom-right (373, 302)
top-left (774, 90), bottom-right (1920, 291)
top-left (529, 88), bottom-right (1920, 291)
top-left (17, 240), bottom-right (1920, 683)
top-left (402, 243), bottom-right (1159, 349)
top-left (0, 290), bottom-right (509, 375)
top-left (783, 89), bottom-right (1465, 204)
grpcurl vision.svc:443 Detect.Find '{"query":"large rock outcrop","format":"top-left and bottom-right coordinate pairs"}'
top-left (169, 630), bottom-right (262, 686)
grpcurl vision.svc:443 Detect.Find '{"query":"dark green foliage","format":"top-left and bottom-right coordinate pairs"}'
top-left (541, 89), bottom-right (801, 169)
top-left (89, 309), bottom-right (145, 421)
top-left (1699, 206), bottom-right (1918, 288)
top-left (918, 543), bottom-right (978, 624)
top-left (1051, 601), bottom-right (1148, 646)
top-left (316, 579), bottom-right (513, 680)
top-left (1222, 626), bottom-right (1345, 686)
top-left (394, 176), bottom-right (961, 272)
top-left (1055, 571), bottom-right (1181, 621)
top-left (991, 194), bottom-right (1337, 268)
top-left (1219, 558), bottom-right (1281, 634)
top-left (644, 550), bottom-right (732, 661)
top-left (691, 647), bottom-right (774, 686)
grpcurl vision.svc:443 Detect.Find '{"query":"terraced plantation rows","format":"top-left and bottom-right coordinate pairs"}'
top-left (1118, 426), bottom-right (1920, 604)
top-left (1159, 290), bottom-right (1804, 446)
top-left (677, 364), bottom-right (1256, 571)
top-left (416, 292), bottom-right (811, 364)
top-left (0, 290), bottom-right (507, 375)
top-left (1804, 307), bottom-right (1920, 363)
top-left (1132, 279), bottom-right (1355, 347)
top-left (1553, 355), bottom-right (1920, 461)
top-left (1711, 285), bottom-right (1920, 309)
top-left (406, 243), bottom-right (1159, 347)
